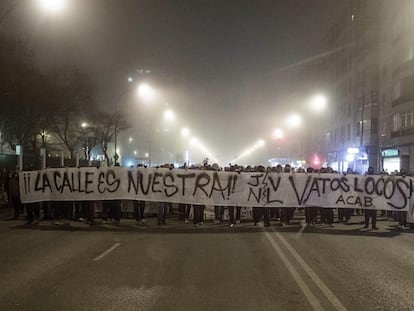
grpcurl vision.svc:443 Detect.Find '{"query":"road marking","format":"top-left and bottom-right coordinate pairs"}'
top-left (264, 231), bottom-right (324, 311)
top-left (93, 243), bottom-right (121, 261)
top-left (272, 230), bottom-right (348, 311)
top-left (295, 219), bottom-right (307, 239)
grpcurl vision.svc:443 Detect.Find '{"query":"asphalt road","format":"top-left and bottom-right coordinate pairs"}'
top-left (0, 209), bottom-right (413, 311)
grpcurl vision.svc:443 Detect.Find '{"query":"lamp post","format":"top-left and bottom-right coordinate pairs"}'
top-left (112, 81), bottom-right (156, 165)
top-left (146, 105), bottom-right (175, 167)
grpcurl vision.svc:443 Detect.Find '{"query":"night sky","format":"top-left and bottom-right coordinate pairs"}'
top-left (1, 0), bottom-right (349, 164)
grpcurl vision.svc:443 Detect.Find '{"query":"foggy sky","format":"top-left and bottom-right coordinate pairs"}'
top-left (1, 0), bottom-right (349, 164)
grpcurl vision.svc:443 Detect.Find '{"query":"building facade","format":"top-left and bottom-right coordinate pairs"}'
top-left (322, 0), bottom-right (414, 175)
top-left (378, 0), bottom-right (414, 175)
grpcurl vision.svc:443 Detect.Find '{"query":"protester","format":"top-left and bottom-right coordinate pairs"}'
top-left (26, 202), bottom-right (40, 225)
top-left (158, 201), bottom-right (168, 225)
top-left (134, 200), bottom-right (146, 225)
top-left (8, 171), bottom-right (21, 219)
top-left (14, 160), bottom-right (413, 232)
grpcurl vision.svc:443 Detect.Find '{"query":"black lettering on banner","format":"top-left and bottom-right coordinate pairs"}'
top-left (61, 172), bottom-right (73, 193)
top-left (42, 172), bottom-right (52, 193)
top-left (193, 172), bottom-right (210, 197)
top-left (266, 175), bottom-right (283, 204)
top-left (209, 172), bottom-right (230, 200)
top-left (364, 177), bottom-right (375, 195)
top-left (304, 178), bottom-right (321, 202)
top-left (163, 173), bottom-right (178, 197)
top-left (364, 196), bottom-right (373, 207)
top-left (139, 171), bottom-right (152, 195)
top-left (336, 194), bottom-right (345, 205)
top-left (383, 178), bottom-right (395, 199)
top-left (248, 188), bottom-right (262, 203)
top-left (232, 175), bottom-right (237, 193)
top-left (27, 173), bottom-right (31, 194)
top-left (353, 177), bottom-right (363, 193)
top-left (34, 172), bottom-right (42, 192)
top-left (85, 172), bottom-right (94, 194)
top-left (340, 177), bottom-right (350, 192)
top-left (105, 170), bottom-right (120, 193)
top-left (152, 172), bottom-right (163, 193)
top-left (54, 171), bottom-right (62, 192)
top-left (227, 175), bottom-right (233, 198)
top-left (345, 195), bottom-right (355, 205)
top-left (289, 175), bottom-right (312, 205)
top-left (98, 172), bottom-right (106, 193)
top-left (352, 196), bottom-right (362, 206)
top-left (247, 174), bottom-right (265, 203)
top-left (177, 173), bottom-right (196, 196)
top-left (267, 175), bottom-right (281, 192)
top-left (23, 173), bottom-right (30, 194)
top-left (375, 178), bottom-right (384, 196)
top-left (266, 191), bottom-right (283, 204)
top-left (319, 178), bottom-right (330, 193)
top-left (71, 172), bottom-right (78, 192)
top-left (388, 178), bottom-right (409, 209)
top-left (72, 171), bottom-right (84, 193)
top-left (248, 174), bottom-right (263, 187)
top-left (342, 195), bottom-right (362, 206)
top-left (127, 171), bottom-right (138, 194)
top-left (23, 173), bottom-right (27, 195)
top-left (330, 178), bottom-right (340, 191)
top-left (336, 195), bottom-right (367, 207)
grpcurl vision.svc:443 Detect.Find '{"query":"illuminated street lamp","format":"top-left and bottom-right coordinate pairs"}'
top-left (286, 113), bottom-right (302, 129)
top-left (1, 0), bottom-right (67, 27)
top-left (181, 127), bottom-right (190, 138)
top-left (272, 128), bottom-right (284, 140)
top-left (190, 137), bottom-right (199, 146)
top-left (114, 82), bottom-right (150, 164)
top-left (138, 83), bottom-right (156, 102)
top-left (163, 109), bottom-right (175, 122)
top-left (310, 94), bottom-right (327, 112)
top-left (38, 0), bottom-right (67, 14)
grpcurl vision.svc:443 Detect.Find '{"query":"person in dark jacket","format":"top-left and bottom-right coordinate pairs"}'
top-left (8, 171), bottom-right (22, 219)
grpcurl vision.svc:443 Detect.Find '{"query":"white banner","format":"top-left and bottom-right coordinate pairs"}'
top-left (19, 167), bottom-right (413, 211)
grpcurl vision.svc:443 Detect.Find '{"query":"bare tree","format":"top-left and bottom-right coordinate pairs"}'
top-left (90, 111), bottom-right (129, 165)
top-left (46, 66), bottom-right (96, 158)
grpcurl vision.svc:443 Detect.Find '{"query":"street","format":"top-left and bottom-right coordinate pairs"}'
top-left (0, 210), bottom-right (413, 311)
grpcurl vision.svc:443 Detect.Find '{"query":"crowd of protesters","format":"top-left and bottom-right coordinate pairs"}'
top-left (0, 162), bottom-right (412, 231)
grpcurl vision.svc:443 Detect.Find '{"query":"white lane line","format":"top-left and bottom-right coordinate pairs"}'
top-left (273, 230), bottom-right (348, 311)
top-left (295, 219), bottom-right (307, 239)
top-left (264, 231), bottom-right (324, 311)
top-left (93, 243), bottom-right (121, 261)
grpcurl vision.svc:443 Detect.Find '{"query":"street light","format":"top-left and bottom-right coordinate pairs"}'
top-left (286, 113), bottom-right (302, 128)
top-left (310, 94), bottom-right (328, 112)
top-left (138, 83), bottom-right (156, 102)
top-left (181, 127), bottom-right (190, 138)
top-left (1, 0), bottom-right (67, 26)
top-left (163, 109), bottom-right (175, 122)
top-left (113, 82), bottom-right (149, 164)
top-left (272, 128), bottom-right (284, 140)
top-left (37, 0), bottom-right (67, 14)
